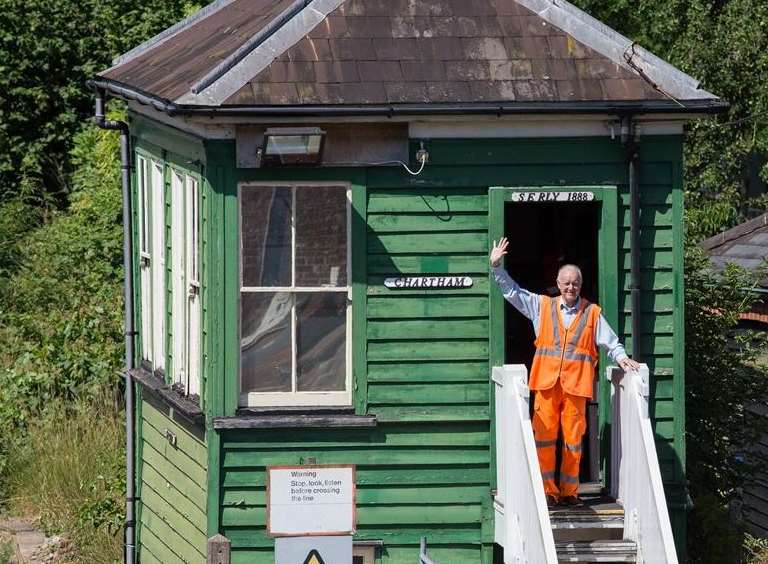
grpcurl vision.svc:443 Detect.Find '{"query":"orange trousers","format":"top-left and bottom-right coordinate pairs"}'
top-left (532, 379), bottom-right (587, 498)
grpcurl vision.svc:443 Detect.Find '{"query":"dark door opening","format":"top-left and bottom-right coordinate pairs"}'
top-left (503, 200), bottom-right (600, 482)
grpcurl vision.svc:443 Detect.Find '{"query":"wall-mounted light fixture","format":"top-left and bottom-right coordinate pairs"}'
top-left (257, 127), bottom-right (326, 167)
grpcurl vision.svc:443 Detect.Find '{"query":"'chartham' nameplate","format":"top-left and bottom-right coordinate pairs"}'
top-left (384, 276), bottom-right (473, 289)
top-left (511, 191), bottom-right (595, 203)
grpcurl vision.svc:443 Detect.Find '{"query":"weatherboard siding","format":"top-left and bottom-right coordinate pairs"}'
top-left (137, 397), bottom-right (208, 564)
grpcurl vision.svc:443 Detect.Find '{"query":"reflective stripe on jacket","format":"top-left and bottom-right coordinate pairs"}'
top-left (529, 295), bottom-right (601, 398)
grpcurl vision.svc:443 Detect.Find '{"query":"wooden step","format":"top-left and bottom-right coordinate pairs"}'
top-left (556, 540), bottom-right (637, 563)
top-left (550, 495), bottom-right (624, 542)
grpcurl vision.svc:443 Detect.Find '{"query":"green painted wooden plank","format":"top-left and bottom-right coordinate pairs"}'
top-left (353, 179), bottom-right (369, 415)
top-left (652, 419), bottom-right (676, 440)
top-left (620, 206), bottom-right (673, 226)
top-left (367, 361), bottom-right (488, 382)
top-left (142, 421), bottom-right (207, 485)
top-left (671, 158), bottom-right (686, 481)
top-left (222, 504), bottom-right (482, 528)
top-left (138, 544), bottom-right (164, 564)
top-left (141, 483), bottom-right (208, 549)
top-left (369, 232), bottom-right (487, 254)
top-left (619, 226), bottom-right (674, 249)
top-left (367, 194), bottom-right (487, 213)
top-left (373, 405), bottom-right (490, 422)
top-left (366, 276), bottom-right (489, 296)
top-left (140, 525), bottom-right (185, 564)
top-left (222, 485), bottom-right (488, 507)
top-left (623, 335), bottom-right (675, 355)
top-left (367, 319), bottom-right (489, 339)
top-left (140, 505), bottom-right (205, 563)
top-left (620, 290), bottom-right (674, 312)
top-left (369, 186), bottom-right (486, 197)
top-left (618, 313), bottom-right (675, 334)
top-left (620, 190), bottom-right (673, 206)
top-left (142, 464), bottom-right (207, 532)
top-left (367, 340), bottom-right (489, 361)
top-left (223, 424), bottom-right (490, 448)
top-left (142, 442), bottom-right (207, 506)
top-left (368, 254), bottom-right (488, 274)
top-left (222, 447), bottom-right (489, 468)
top-left (621, 250), bottom-right (674, 269)
top-left (368, 383), bottom-right (488, 404)
top-left (367, 213), bottom-right (488, 233)
top-left (367, 296), bottom-right (488, 318)
top-left (619, 269), bottom-right (674, 291)
top-left (359, 505), bottom-right (483, 525)
top-left (651, 400), bottom-right (676, 419)
top-left (222, 465), bottom-right (489, 488)
top-left (142, 402), bottom-right (207, 466)
top-left (230, 550), bottom-right (273, 564)
top-left (224, 525), bottom-right (482, 548)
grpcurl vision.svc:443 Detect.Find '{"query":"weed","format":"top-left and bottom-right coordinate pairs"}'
top-left (4, 390), bottom-right (123, 563)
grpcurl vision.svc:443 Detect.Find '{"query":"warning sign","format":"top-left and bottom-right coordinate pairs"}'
top-left (303, 549), bottom-right (325, 564)
top-left (267, 465), bottom-right (356, 537)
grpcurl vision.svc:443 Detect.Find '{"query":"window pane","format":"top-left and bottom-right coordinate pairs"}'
top-left (242, 187), bottom-right (292, 287)
top-left (296, 293), bottom-right (346, 392)
top-left (295, 186), bottom-right (347, 287)
top-left (241, 292), bottom-right (292, 393)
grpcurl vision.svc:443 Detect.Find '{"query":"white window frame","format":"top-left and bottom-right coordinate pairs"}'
top-left (186, 176), bottom-right (201, 397)
top-left (150, 160), bottom-right (166, 372)
top-left (137, 155), bottom-right (153, 364)
top-left (169, 169), bottom-right (202, 398)
top-left (238, 182), bottom-right (352, 407)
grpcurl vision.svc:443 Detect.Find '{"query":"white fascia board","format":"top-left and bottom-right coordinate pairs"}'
top-left (129, 102), bottom-right (235, 139)
top-left (176, 0), bottom-right (345, 106)
top-left (516, 0), bottom-right (717, 101)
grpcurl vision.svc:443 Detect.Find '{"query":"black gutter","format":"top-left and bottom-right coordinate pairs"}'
top-left (93, 88), bottom-right (137, 564)
top-left (89, 77), bottom-right (729, 118)
top-left (622, 116), bottom-right (642, 364)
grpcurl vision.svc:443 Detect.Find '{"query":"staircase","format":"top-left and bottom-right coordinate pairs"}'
top-left (550, 483), bottom-right (636, 563)
top-left (492, 364), bottom-right (678, 564)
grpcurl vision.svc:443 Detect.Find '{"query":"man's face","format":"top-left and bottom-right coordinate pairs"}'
top-left (556, 268), bottom-right (582, 306)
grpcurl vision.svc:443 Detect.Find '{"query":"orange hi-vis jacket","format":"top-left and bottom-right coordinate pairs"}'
top-left (530, 295), bottom-right (601, 399)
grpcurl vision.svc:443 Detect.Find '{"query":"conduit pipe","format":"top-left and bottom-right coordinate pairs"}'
top-left (93, 88), bottom-right (136, 564)
top-left (621, 116), bottom-right (643, 363)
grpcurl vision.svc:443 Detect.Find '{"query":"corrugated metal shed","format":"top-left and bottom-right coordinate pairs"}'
top-left (96, 0), bottom-right (722, 111)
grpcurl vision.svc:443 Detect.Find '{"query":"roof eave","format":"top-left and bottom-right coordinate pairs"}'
top-left (90, 77), bottom-right (729, 119)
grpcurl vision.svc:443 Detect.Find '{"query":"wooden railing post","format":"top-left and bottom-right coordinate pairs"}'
top-left (207, 534), bottom-right (231, 564)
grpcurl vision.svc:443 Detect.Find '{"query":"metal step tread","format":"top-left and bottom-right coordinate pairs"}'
top-left (550, 512), bottom-right (625, 529)
top-left (556, 540), bottom-right (637, 562)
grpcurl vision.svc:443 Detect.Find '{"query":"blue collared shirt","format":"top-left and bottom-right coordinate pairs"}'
top-left (492, 266), bottom-right (628, 363)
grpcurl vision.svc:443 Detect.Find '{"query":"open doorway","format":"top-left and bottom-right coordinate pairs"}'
top-left (503, 200), bottom-right (601, 482)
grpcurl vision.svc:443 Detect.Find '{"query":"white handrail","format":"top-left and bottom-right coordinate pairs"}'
top-left (493, 365), bottom-right (558, 564)
top-left (608, 364), bottom-right (679, 564)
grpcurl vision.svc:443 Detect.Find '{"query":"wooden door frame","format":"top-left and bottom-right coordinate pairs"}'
top-left (488, 185), bottom-right (619, 489)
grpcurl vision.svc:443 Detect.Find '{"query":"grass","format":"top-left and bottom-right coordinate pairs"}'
top-left (0, 535), bottom-right (14, 564)
top-left (4, 390), bottom-right (124, 563)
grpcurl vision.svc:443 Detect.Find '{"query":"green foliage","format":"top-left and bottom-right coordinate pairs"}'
top-left (685, 244), bottom-right (768, 498)
top-left (5, 394), bottom-right (124, 563)
top-left (572, 0), bottom-right (768, 240)
top-left (0, 0), bottom-right (205, 206)
top-left (0, 107), bottom-right (125, 489)
top-left (0, 538), bottom-right (12, 564)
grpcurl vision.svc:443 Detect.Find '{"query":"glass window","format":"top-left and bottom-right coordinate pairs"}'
top-left (239, 184), bottom-right (350, 406)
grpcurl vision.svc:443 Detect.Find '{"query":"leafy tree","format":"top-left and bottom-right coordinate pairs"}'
top-left (0, 0), bottom-right (204, 208)
top-left (573, 0), bottom-right (768, 240)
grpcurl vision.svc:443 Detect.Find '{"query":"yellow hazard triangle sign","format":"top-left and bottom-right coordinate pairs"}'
top-left (303, 549), bottom-right (326, 564)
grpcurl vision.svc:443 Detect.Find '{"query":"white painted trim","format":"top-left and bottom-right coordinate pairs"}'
top-left (128, 102), bottom-right (236, 139)
top-left (137, 156), bottom-right (153, 364)
top-left (150, 160), bottom-right (166, 371)
top-left (177, 0), bottom-right (346, 105)
top-left (171, 170), bottom-right (186, 388)
top-left (186, 176), bottom-right (201, 397)
top-left (238, 182), bottom-right (352, 407)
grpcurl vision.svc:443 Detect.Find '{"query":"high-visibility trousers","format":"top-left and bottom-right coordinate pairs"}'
top-left (532, 379), bottom-right (587, 497)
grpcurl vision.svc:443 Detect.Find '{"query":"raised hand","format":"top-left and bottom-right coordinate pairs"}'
top-left (490, 237), bottom-right (509, 267)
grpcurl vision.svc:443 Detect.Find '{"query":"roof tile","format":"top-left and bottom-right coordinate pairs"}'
top-left (385, 82), bottom-right (429, 103)
top-left (401, 61), bottom-right (448, 81)
top-left (373, 37), bottom-right (421, 60)
top-left (357, 61), bottom-right (403, 82)
top-left (462, 37), bottom-right (509, 60)
top-left (287, 38), bottom-right (332, 61)
top-left (328, 38), bottom-right (377, 60)
top-left (445, 60), bottom-right (491, 81)
top-left (425, 81), bottom-right (473, 101)
top-left (490, 60), bottom-right (534, 81)
top-left (314, 61), bottom-right (361, 83)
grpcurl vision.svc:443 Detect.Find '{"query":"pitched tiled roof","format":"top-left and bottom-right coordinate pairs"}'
top-left (701, 213), bottom-right (768, 288)
top-left (97, 0), bottom-right (721, 111)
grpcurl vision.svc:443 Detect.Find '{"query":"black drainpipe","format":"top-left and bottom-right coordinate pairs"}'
top-left (93, 88), bottom-right (136, 564)
top-left (621, 116), bottom-right (642, 363)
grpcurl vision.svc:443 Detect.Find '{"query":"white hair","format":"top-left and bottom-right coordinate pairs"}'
top-left (557, 264), bottom-right (583, 282)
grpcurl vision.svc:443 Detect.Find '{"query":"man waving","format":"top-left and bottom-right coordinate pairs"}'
top-left (490, 237), bottom-right (639, 506)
